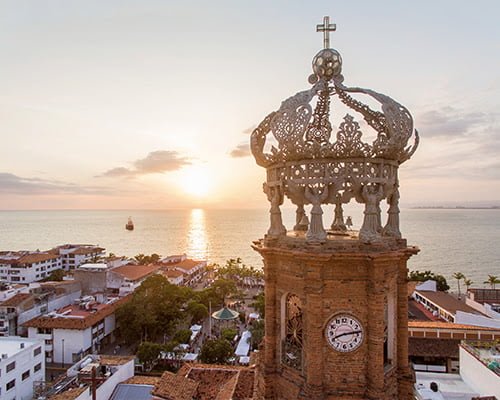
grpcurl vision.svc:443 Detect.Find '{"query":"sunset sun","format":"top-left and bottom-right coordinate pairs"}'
top-left (180, 166), bottom-right (211, 197)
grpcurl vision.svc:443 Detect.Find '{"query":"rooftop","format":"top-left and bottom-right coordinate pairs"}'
top-left (23, 296), bottom-right (129, 330)
top-left (461, 341), bottom-right (500, 375)
top-left (174, 363), bottom-right (256, 400)
top-left (0, 292), bottom-right (33, 308)
top-left (415, 372), bottom-right (479, 400)
top-left (168, 259), bottom-right (205, 271)
top-left (110, 384), bottom-right (154, 400)
top-left (415, 290), bottom-right (485, 316)
top-left (408, 321), bottom-right (500, 331)
top-left (111, 264), bottom-right (163, 281)
top-left (152, 371), bottom-right (198, 400)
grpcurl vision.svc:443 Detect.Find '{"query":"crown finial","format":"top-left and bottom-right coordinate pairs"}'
top-left (316, 16), bottom-right (336, 49)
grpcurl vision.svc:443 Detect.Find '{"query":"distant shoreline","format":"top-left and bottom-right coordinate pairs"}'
top-left (411, 206), bottom-right (500, 210)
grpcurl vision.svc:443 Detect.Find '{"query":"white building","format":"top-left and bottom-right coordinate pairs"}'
top-left (0, 281), bottom-right (82, 337)
top-left (167, 259), bottom-right (207, 287)
top-left (51, 244), bottom-right (106, 271)
top-left (0, 336), bottom-right (45, 400)
top-left (23, 296), bottom-right (128, 365)
top-left (0, 252), bottom-right (62, 284)
top-left (107, 264), bottom-right (163, 295)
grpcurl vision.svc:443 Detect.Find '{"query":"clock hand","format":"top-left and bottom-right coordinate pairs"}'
top-left (333, 330), bottom-right (362, 340)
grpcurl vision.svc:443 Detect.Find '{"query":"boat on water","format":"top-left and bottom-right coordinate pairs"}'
top-left (125, 217), bottom-right (134, 231)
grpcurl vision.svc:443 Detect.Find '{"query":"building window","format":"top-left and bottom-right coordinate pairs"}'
top-left (22, 370), bottom-right (30, 380)
top-left (10, 277), bottom-right (20, 282)
top-left (34, 347), bottom-right (42, 356)
top-left (6, 361), bottom-right (15, 373)
top-left (6, 379), bottom-right (15, 391)
top-left (282, 293), bottom-right (303, 371)
top-left (34, 363), bottom-right (42, 372)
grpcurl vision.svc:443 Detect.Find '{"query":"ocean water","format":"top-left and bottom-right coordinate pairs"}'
top-left (0, 208), bottom-right (498, 290)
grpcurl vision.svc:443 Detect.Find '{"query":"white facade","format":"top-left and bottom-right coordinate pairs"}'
top-left (26, 301), bottom-right (118, 365)
top-left (0, 254), bottom-right (62, 284)
top-left (459, 345), bottom-right (500, 399)
top-left (0, 336), bottom-right (45, 400)
top-left (55, 245), bottom-right (106, 271)
top-left (0, 284), bottom-right (82, 337)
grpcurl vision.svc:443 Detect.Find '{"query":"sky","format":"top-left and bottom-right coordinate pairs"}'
top-left (1, 0), bottom-right (499, 210)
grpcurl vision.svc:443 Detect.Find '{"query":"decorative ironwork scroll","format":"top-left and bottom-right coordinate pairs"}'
top-left (282, 294), bottom-right (303, 370)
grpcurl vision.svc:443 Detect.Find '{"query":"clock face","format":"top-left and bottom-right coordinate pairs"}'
top-left (325, 314), bottom-right (364, 353)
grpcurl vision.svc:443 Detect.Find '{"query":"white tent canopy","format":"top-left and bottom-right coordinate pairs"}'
top-left (235, 330), bottom-right (252, 356)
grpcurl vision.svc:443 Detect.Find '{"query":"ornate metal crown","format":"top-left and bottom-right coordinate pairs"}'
top-left (251, 17), bottom-right (419, 243)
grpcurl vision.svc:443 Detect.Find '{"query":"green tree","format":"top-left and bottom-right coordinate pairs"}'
top-left (484, 275), bottom-right (500, 289)
top-left (186, 302), bottom-right (208, 324)
top-left (210, 279), bottom-right (238, 306)
top-left (408, 270), bottom-right (450, 292)
top-left (452, 272), bottom-right (465, 298)
top-left (137, 341), bottom-right (163, 369)
top-left (221, 328), bottom-right (238, 342)
top-left (133, 253), bottom-right (162, 265)
top-left (199, 338), bottom-right (233, 364)
top-left (173, 329), bottom-right (192, 344)
top-left (464, 278), bottom-right (473, 292)
top-left (249, 319), bottom-right (264, 349)
top-left (116, 275), bottom-right (192, 344)
top-left (41, 269), bottom-right (66, 282)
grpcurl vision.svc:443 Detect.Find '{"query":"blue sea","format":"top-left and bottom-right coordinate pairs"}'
top-left (0, 208), bottom-right (498, 290)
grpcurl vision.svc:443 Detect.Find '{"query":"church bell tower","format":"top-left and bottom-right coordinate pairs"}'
top-left (250, 17), bottom-right (420, 400)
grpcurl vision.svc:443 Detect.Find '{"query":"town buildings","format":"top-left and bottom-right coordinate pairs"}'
top-left (0, 281), bottom-right (82, 337)
top-left (0, 244), bottom-right (105, 285)
top-left (23, 295), bottom-right (128, 365)
top-left (0, 251), bottom-right (62, 284)
top-left (0, 336), bottom-right (45, 400)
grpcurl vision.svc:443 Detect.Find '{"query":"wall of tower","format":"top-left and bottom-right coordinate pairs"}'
top-left (255, 238), bottom-right (417, 400)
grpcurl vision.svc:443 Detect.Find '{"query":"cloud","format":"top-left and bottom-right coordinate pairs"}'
top-left (100, 150), bottom-right (192, 177)
top-left (0, 173), bottom-right (112, 195)
top-left (417, 107), bottom-right (493, 138)
top-left (229, 143), bottom-right (251, 158)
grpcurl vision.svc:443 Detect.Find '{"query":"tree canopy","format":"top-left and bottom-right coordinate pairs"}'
top-left (199, 338), bottom-right (233, 364)
top-left (408, 270), bottom-right (450, 292)
top-left (133, 253), bottom-right (162, 265)
top-left (116, 275), bottom-right (192, 344)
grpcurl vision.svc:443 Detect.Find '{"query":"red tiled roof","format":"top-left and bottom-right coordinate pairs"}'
top-left (162, 269), bottom-right (184, 278)
top-left (15, 253), bottom-right (59, 265)
top-left (110, 264), bottom-right (162, 281)
top-left (23, 296), bottom-right (130, 330)
top-left (71, 247), bottom-right (105, 255)
top-left (0, 293), bottom-right (33, 307)
top-left (169, 259), bottom-right (205, 272)
top-left (408, 321), bottom-right (500, 331)
top-left (173, 364), bottom-right (256, 400)
top-left (152, 371), bottom-right (198, 400)
top-left (415, 290), bottom-right (485, 316)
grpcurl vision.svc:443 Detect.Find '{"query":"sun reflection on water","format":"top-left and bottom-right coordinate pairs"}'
top-left (187, 208), bottom-right (208, 260)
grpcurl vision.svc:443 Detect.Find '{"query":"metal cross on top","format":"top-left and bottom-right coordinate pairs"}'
top-left (316, 16), bottom-right (336, 49)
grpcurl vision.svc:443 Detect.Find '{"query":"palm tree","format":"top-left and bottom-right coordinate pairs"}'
top-left (453, 272), bottom-right (465, 298)
top-left (484, 275), bottom-right (500, 289)
top-left (463, 278), bottom-right (473, 293)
